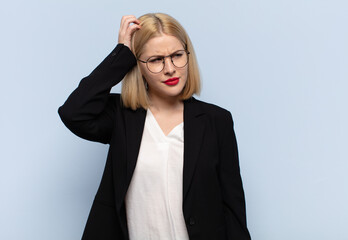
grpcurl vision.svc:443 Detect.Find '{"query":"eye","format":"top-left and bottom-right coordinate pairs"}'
top-left (148, 57), bottom-right (163, 63)
top-left (172, 52), bottom-right (184, 59)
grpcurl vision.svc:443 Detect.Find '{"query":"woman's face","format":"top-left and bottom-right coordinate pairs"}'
top-left (138, 34), bottom-right (188, 101)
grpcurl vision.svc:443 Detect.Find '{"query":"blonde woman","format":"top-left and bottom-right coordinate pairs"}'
top-left (58, 13), bottom-right (251, 240)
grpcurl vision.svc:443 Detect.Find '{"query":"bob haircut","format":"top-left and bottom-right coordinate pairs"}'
top-left (121, 13), bottom-right (201, 110)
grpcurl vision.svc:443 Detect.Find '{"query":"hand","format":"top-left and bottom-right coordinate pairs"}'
top-left (118, 15), bottom-right (141, 51)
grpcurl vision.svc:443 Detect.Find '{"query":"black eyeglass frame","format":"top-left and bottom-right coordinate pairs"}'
top-left (137, 49), bottom-right (190, 74)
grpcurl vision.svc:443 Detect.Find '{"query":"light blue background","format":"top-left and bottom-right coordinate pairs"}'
top-left (1, 0), bottom-right (347, 239)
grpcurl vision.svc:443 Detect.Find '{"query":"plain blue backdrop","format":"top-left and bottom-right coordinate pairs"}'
top-left (1, 0), bottom-right (347, 239)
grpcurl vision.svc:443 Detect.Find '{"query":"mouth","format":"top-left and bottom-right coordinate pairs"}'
top-left (163, 77), bottom-right (180, 86)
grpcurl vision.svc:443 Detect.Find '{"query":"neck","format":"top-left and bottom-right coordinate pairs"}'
top-left (148, 93), bottom-right (183, 113)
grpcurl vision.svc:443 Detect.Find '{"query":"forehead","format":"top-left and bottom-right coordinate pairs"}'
top-left (142, 34), bottom-right (184, 57)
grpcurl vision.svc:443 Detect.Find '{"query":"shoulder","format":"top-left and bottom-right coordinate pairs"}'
top-left (190, 97), bottom-right (234, 124)
top-left (189, 97), bottom-right (236, 146)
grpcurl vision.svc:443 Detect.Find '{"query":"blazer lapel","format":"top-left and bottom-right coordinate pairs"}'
top-left (183, 97), bottom-right (206, 201)
top-left (124, 107), bottom-right (147, 195)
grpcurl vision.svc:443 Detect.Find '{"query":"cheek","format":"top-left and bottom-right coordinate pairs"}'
top-left (139, 67), bottom-right (158, 84)
top-left (181, 67), bottom-right (189, 82)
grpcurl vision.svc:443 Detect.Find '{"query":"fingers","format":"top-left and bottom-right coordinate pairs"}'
top-left (118, 15), bottom-right (141, 49)
top-left (120, 15), bottom-right (140, 30)
top-left (127, 23), bottom-right (141, 36)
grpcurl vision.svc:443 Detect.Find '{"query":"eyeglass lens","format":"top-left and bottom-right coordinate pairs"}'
top-left (146, 50), bottom-right (188, 73)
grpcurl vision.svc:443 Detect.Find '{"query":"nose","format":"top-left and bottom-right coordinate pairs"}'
top-left (163, 56), bottom-right (176, 75)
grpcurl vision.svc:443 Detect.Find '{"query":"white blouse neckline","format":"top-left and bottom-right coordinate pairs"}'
top-left (147, 108), bottom-right (183, 138)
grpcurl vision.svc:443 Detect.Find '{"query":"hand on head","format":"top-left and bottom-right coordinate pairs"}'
top-left (118, 15), bottom-right (141, 51)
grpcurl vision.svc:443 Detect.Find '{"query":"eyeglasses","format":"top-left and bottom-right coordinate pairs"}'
top-left (137, 50), bottom-right (190, 74)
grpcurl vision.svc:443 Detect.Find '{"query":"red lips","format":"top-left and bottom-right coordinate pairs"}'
top-left (163, 77), bottom-right (179, 86)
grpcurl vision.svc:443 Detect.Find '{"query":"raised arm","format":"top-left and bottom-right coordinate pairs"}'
top-left (58, 15), bottom-right (141, 144)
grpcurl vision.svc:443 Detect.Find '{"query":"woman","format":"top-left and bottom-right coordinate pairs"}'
top-left (58, 13), bottom-right (251, 240)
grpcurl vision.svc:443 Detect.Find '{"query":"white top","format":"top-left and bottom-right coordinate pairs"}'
top-left (125, 109), bottom-right (189, 240)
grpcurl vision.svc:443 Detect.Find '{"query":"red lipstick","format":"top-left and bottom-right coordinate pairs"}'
top-left (163, 77), bottom-right (179, 86)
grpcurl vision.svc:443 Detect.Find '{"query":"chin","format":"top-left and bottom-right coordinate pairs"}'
top-left (166, 87), bottom-right (185, 97)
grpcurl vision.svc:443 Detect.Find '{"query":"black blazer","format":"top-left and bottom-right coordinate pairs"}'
top-left (58, 44), bottom-right (251, 240)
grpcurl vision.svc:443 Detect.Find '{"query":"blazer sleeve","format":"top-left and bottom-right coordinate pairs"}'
top-left (58, 44), bottom-right (137, 144)
top-left (218, 111), bottom-right (252, 239)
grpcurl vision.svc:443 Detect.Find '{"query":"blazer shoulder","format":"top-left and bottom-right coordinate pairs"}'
top-left (191, 97), bottom-right (233, 121)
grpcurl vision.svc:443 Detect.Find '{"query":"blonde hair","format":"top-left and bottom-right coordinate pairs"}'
top-left (121, 13), bottom-right (201, 110)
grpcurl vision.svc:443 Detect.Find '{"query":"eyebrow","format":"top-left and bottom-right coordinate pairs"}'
top-left (146, 49), bottom-right (185, 58)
